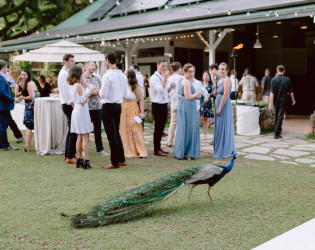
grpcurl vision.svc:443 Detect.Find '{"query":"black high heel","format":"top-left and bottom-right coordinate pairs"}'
top-left (76, 158), bottom-right (83, 168)
top-left (83, 160), bottom-right (92, 169)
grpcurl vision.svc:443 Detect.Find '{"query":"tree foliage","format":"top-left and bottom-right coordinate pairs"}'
top-left (0, 0), bottom-right (91, 41)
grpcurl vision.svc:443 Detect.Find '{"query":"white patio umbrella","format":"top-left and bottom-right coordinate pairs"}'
top-left (13, 40), bottom-right (104, 62)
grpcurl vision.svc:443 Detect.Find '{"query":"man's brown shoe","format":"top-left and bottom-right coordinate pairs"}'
top-left (119, 162), bottom-right (127, 166)
top-left (103, 164), bottom-right (120, 169)
top-left (2, 146), bottom-right (19, 151)
top-left (64, 157), bottom-right (67, 161)
top-left (66, 158), bottom-right (76, 164)
top-left (154, 150), bottom-right (168, 156)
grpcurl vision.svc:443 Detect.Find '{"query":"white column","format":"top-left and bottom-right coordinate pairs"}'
top-left (209, 30), bottom-right (215, 65)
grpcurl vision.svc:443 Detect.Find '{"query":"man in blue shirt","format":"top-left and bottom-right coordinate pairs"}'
top-left (0, 60), bottom-right (19, 150)
top-left (5, 66), bottom-right (23, 143)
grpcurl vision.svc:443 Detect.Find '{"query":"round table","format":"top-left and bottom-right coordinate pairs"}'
top-left (34, 97), bottom-right (68, 155)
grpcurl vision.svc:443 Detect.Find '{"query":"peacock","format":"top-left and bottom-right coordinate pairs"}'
top-left (64, 155), bottom-right (236, 228)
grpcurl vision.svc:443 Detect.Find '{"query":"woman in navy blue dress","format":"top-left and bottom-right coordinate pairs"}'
top-left (213, 63), bottom-right (237, 158)
top-left (199, 71), bottom-right (214, 140)
top-left (173, 64), bottom-right (202, 160)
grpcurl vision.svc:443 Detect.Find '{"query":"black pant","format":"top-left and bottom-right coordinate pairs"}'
top-left (89, 109), bottom-right (104, 152)
top-left (102, 104), bottom-right (125, 166)
top-left (9, 116), bottom-right (22, 139)
top-left (0, 110), bottom-right (10, 148)
top-left (275, 105), bottom-right (286, 136)
top-left (152, 103), bottom-right (168, 152)
top-left (230, 91), bottom-right (238, 100)
top-left (62, 104), bottom-right (77, 159)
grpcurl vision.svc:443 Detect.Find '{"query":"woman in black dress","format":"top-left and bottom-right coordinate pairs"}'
top-left (37, 75), bottom-right (52, 97)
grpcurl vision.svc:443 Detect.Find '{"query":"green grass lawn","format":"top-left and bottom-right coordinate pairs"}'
top-left (0, 130), bottom-right (314, 249)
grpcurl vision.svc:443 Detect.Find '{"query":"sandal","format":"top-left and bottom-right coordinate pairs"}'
top-left (23, 147), bottom-right (30, 152)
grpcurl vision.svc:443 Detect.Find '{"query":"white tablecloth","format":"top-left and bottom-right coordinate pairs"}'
top-left (236, 105), bottom-right (260, 135)
top-left (11, 103), bottom-right (26, 130)
top-left (34, 97), bottom-right (68, 155)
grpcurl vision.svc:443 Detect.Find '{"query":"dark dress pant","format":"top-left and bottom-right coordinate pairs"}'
top-left (62, 104), bottom-right (77, 159)
top-left (275, 105), bottom-right (286, 136)
top-left (89, 109), bottom-right (104, 152)
top-left (102, 103), bottom-right (125, 166)
top-left (0, 111), bottom-right (11, 148)
top-left (9, 116), bottom-right (22, 139)
top-left (152, 103), bottom-right (168, 152)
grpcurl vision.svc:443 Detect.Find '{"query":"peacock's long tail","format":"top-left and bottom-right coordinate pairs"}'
top-left (69, 165), bottom-right (207, 228)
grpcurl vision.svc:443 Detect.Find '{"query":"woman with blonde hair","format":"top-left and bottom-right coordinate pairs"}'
top-left (119, 69), bottom-right (147, 158)
top-left (173, 63), bottom-right (202, 160)
top-left (213, 62), bottom-right (237, 158)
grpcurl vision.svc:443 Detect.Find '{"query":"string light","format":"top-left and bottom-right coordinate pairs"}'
top-left (24, 30), bottom-right (27, 33)
top-left (46, 33), bottom-right (49, 36)
top-left (275, 11), bottom-right (279, 17)
top-left (294, 12), bottom-right (298, 16)
top-left (186, 6), bottom-right (190, 12)
top-left (116, 1), bottom-right (120, 6)
top-left (165, 5), bottom-right (168, 9)
top-left (246, 11), bottom-right (250, 16)
top-left (207, 8), bottom-right (210, 14)
top-left (276, 21), bottom-right (282, 24)
top-left (12, 28), bottom-right (16, 32)
top-left (266, 12), bottom-right (270, 17)
top-left (140, 2), bottom-right (144, 8)
top-left (227, 9), bottom-right (231, 15)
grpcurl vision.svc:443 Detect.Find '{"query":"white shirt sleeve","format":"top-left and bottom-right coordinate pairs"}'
top-left (100, 73), bottom-right (110, 100)
top-left (151, 76), bottom-right (165, 93)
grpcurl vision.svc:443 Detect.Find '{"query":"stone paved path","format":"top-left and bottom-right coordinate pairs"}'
top-left (142, 116), bottom-right (315, 167)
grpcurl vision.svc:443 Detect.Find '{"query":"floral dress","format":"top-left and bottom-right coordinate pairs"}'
top-left (200, 83), bottom-right (214, 118)
top-left (19, 83), bottom-right (37, 130)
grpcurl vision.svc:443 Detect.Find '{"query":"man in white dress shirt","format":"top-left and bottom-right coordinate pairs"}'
top-left (58, 54), bottom-right (76, 164)
top-left (149, 59), bottom-right (170, 156)
top-left (130, 64), bottom-right (144, 95)
top-left (100, 51), bottom-right (128, 169)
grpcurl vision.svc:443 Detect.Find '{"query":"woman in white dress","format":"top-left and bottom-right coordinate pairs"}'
top-left (68, 65), bottom-right (97, 169)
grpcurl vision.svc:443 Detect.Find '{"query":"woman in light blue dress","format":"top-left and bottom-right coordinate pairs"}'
top-left (213, 62), bottom-right (237, 158)
top-left (173, 64), bottom-right (202, 160)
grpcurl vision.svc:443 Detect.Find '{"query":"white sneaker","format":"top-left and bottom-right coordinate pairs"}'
top-left (98, 150), bottom-right (109, 156)
top-left (139, 154), bottom-right (146, 158)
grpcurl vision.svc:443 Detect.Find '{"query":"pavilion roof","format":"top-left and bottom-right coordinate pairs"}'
top-left (0, 0), bottom-right (314, 52)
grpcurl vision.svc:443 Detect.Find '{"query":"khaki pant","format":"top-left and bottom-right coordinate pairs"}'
top-left (263, 95), bottom-right (270, 104)
top-left (167, 109), bottom-right (177, 146)
top-left (242, 91), bottom-right (256, 103)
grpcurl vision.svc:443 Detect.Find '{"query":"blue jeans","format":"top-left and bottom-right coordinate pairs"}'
top-left (89, 109), bottom-right (104, 152)
top-left (0, 111), bottom-right (11, 148)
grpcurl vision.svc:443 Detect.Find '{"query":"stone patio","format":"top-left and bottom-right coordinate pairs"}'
top-left (141, 115), bottom-right (315, 167)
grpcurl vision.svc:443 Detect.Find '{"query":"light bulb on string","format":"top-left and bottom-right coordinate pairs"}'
top-left (12, 28), bottom-right (16, 32)
top-left (246, 11), bottom-right (250, 16)
top-left (294, 12), bottom-right (298, 16)
top-left (227, 9), bottom-right (231, 15)
top-left (24, 30), bottom-right (27, 33)
top-left (186, 6), bottom-right (190, 12)
top-left (89, 0), bottom-right (93, 3)
top-left (207, 8), bottom-right (210, 14)
top-left (140, 2), bottom-right (144, 8)
top-left (275, 12), bottom-right (279, 17)
top-left (165, 5), bottom-right (168, 9)
top-left (116, 1), bottom-right (120, 5)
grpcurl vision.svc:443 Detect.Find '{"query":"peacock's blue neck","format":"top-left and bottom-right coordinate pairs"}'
top-left (225, 154), bottom-right (236, 172)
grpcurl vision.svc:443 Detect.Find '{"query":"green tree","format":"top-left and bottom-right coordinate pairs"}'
top-left (0, 0), bottom-right (90, 41)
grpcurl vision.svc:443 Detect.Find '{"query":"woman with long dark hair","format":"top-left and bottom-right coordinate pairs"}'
top-left (68, 65), bottom-right (96, 169)
top-left (37, 75), bottom-right (52, 97)
top-left (199, 71), bottom-right (214, 140)
top-left (119, 69), bottom-right (147, 158)
top-left (15, 69), bottom-right (38, 152)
